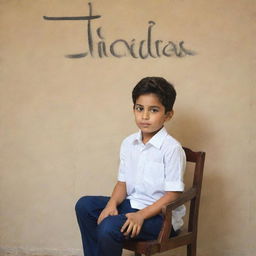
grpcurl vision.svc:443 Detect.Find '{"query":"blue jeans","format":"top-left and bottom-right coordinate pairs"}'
top-left (76, 196), bottom-right (173, 256)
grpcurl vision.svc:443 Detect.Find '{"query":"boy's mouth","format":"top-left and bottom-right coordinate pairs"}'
top-left (140, 122), bottom-right (151, 127)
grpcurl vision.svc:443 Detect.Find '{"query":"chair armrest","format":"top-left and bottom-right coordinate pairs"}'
top-left (157, 188), bottom-right (197, 243)
top-left (161, 187), bottom-right (197, 215)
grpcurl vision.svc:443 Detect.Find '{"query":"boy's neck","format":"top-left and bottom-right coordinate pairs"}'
top-left (141, 126), bottom-right (164, 144)
top-left (142, 135), bottom-right (151, 144)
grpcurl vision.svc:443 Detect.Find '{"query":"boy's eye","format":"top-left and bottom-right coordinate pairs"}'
top-left (135, 106), bottom-right (144, 112)
top-left (150, 108), bottom-right (159, 113)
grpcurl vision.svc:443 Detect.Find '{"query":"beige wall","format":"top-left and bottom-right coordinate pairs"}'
top-left (0, 0), bottom-right (255, 256)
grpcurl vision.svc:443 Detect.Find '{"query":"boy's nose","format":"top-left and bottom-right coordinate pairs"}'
top-left (142, 111), bottom-right (150, 120)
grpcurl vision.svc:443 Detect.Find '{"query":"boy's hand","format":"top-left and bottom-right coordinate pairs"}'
top-left (97, 205), bottom-right (118, 225)
top-left (121, 212), bottom-right (145, 238)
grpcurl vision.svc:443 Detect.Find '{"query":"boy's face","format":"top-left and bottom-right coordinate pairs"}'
top-left (133, 93), bottom-right (173, 142)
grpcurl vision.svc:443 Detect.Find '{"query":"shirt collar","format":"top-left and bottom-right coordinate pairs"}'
top-left (133, 127), bottom-right (168, 149)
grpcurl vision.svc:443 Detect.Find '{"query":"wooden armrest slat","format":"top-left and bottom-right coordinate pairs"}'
top-left (162, 188), bottom-right (197, 215)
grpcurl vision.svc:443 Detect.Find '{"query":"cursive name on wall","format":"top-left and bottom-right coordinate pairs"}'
top-left (43, 2), bottom-right (196, 59)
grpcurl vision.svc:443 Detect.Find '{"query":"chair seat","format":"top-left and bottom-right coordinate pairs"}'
top-left (123, 230), bottom-right (194, 255)
top-left (124, 239), bottom-right (160, 255)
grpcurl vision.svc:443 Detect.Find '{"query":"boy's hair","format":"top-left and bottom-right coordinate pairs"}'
top-left (132, 77), bottom-right (176, 112)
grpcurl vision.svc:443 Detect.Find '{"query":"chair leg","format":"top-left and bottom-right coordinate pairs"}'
top-left (187, 241), bottom-right (196, 256)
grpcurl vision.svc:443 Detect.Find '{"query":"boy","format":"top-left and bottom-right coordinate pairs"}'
top-left (75, 77), bottom-right (186, 256)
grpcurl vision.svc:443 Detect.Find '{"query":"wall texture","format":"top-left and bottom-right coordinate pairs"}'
top-left (0, 0), bottom-right (255, 256)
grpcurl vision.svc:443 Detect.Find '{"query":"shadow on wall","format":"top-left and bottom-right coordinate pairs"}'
top-left (165, 108), bottom-right (210, 150)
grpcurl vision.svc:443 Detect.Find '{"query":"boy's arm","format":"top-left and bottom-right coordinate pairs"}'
top-left (121, 191), bottom-right (180, 238)
top-left (107, 181), bottom-right (127, 208)
top-left (139, 191), bottom-right (181, 219)
top-left (97, 181), bottom-right (127, 224)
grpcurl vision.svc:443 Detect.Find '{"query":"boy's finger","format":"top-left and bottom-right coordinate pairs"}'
top-left (136, 226), bottom-right (141, 236)
top-left (121, 220), bottom-right (129, 232)
top-left (97, 212), bottom-right (109, 224)
top-left (124, 223), bottom-right (133, 236)
top-left (130, 225), bottom-right (137, 238)
top-left (97, 215), bottom-right (104, 224)
top-left (97, 215), bottom-right (102, 224)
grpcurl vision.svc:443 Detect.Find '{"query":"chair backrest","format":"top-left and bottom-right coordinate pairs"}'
top-left (182, 147), bottom-right (205, 235)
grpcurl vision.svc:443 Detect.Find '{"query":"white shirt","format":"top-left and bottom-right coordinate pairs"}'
top-left (118, 127), bottom-right (186, 231)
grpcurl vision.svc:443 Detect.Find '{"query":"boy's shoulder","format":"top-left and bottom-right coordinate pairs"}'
top-left (155, 132), bottom-right (183, 159)
top-left (121, 132), bottom-right (139, 145)
top-left (163, 132), bottom-right (182, 148)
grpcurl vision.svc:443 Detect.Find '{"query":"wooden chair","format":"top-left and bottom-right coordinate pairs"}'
top-left (123, 147), bottom-right (206, 256)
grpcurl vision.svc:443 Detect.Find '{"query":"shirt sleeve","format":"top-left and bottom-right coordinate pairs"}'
top-left (117, 140), bottom-right (126, 182)
top-left (164, 146), bottom-right (186, 192)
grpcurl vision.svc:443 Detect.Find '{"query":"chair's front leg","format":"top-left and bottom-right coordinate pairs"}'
top-left (187, 241), bottom-right (196, 256)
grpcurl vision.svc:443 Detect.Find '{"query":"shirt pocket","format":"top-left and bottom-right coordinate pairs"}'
top-left (143, 162), bottom-right (165, 193)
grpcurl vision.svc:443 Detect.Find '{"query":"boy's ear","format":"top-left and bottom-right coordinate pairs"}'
top-left (165, 110), bottom-right (174, 121)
